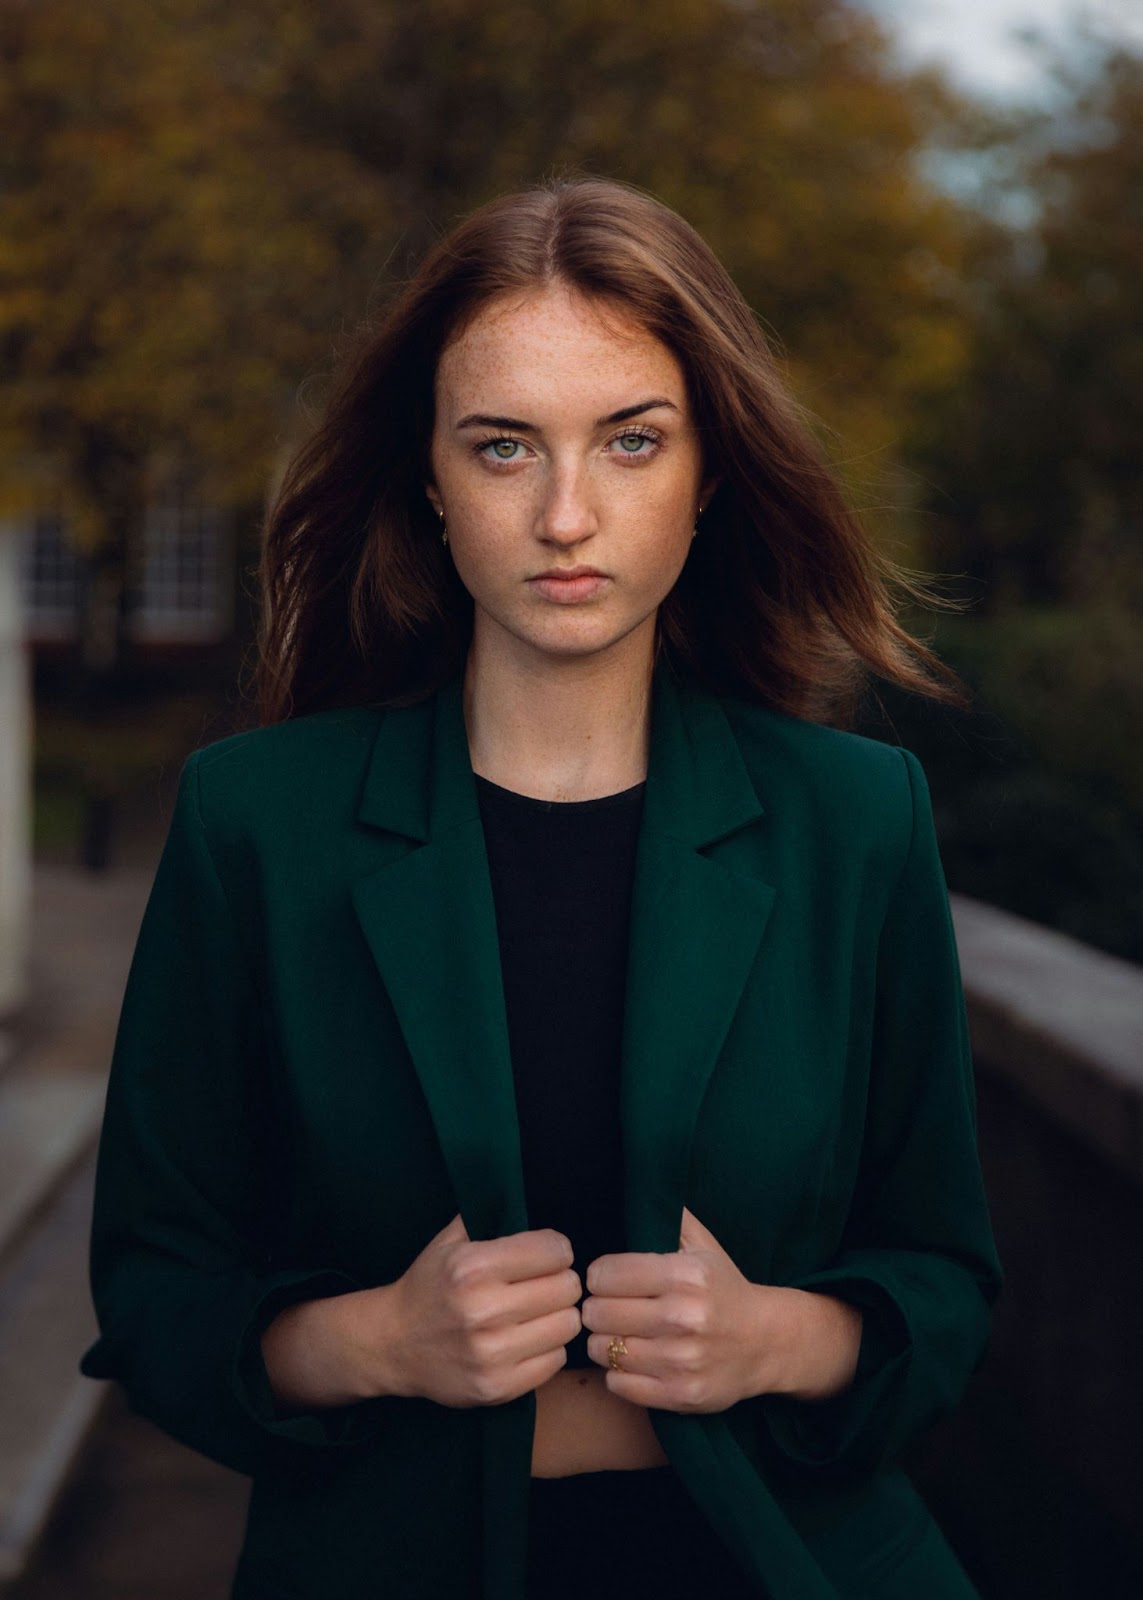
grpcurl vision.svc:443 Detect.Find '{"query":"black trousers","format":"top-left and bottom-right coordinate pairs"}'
top-left (526, 1465), bottom-right (763, 1599)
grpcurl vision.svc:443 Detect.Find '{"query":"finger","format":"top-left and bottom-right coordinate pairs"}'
top-left (470, 1228), bottom-right (575, 1285)
top-left (604, 1368), bottom-right (678, 1410)
top-left (472, 1344), bottom-right (569, 1406)
top-left (499, 1305), bottom-right (583, 1366)
top-left (585, 1252), bottom-right (679, 1298)
top-left (501, 1347), bottom-right (569, 1403)
top-left (493, 1268), bottom-right (583, 1327)
top-left (585, 1331), bottom-right (672, 1377)
top-left (581, 1294), bottom-right (682, 1339)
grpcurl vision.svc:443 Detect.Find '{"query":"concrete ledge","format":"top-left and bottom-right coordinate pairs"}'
top-left (952, 893), bottom-right (1143, 1187)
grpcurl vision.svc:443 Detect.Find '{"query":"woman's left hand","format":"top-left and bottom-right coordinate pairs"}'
top-left (581, 1207), bottom-right (861, 1413)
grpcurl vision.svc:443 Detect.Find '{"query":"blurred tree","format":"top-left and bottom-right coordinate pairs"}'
top-left (0, 0), bottom-right (387, 696)
top-left (0, 0), bottom-right (978, 696)
top-left (909, 45), bottom-right (1143, 613)
top-left (872, 42), bottom-right (1143, 959)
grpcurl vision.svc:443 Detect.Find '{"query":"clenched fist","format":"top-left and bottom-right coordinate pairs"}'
top-left (368, 1212), bottom-right (584, 1408)
top-left (580, 1206), bottom-right (863, 1412)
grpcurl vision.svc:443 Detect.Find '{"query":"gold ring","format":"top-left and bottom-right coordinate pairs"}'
top-left (607, 1337), bottom-right (628, 1371)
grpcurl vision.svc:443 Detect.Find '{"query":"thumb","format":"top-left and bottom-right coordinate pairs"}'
top-left (434, 1211), bottom-right (471, 1245)
top-left (679, 1205), bottom-right (722, 1253)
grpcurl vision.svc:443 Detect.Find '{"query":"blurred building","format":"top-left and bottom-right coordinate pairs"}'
top-left (0, 480), bottom-right (241, 1021)
top-left (18, 485), bottom-right (236, 656)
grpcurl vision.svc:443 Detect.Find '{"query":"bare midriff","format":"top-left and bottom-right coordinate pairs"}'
top-left (530, 1365), bottom-right (670, 1477)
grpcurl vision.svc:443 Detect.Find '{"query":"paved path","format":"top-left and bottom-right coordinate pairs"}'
top-left (6, 1389), bottom-right (248, 1600)
top-left (2, 771), bottom-right (177, 1082)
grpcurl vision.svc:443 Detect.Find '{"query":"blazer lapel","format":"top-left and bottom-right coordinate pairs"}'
top-left (621, 659), bottom-right (777, 1251)
top-left (350, 674), bottom-right (527, 1244)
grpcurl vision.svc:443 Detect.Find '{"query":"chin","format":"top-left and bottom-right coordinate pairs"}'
top-left (473, 596), bottom-right (658, 664)
top-left (534, 623), bottom-right (654, 666)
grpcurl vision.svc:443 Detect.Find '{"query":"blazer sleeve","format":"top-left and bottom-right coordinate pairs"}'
top-left (78, 749), bottom-right (384, 1477)
top-left (755, 745), bottom-right (1004, 1477)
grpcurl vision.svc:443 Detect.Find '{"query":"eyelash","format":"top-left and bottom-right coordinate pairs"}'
top-left (472, 424), bottom-right (665, 468)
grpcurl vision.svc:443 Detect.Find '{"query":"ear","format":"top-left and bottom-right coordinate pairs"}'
top-left (424, 482), bottom-right (444, 519)
top-left (698, 473), bottom-right (723, 516)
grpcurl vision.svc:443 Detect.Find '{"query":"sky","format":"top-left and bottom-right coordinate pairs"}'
top-left (860, 0), bottom-right (1143, 100)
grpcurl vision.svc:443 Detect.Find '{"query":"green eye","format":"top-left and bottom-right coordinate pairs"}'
top-left (474, 436), bottom-right (526, 465)
top-left (612, 428), bottom-right (661, 457)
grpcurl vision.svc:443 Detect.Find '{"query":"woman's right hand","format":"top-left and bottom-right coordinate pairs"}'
top-left (354, 1212), bottom-right (583, 1408)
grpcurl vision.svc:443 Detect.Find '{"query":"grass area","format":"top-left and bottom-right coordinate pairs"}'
top-left (31, 780), bottom-right (85, 853)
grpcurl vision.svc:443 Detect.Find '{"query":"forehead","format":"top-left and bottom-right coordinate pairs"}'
top-left (434, 282), bottom-right (686, 412)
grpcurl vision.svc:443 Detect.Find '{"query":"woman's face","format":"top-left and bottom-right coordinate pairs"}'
top-left (425, 278), bottom-right (717, 672)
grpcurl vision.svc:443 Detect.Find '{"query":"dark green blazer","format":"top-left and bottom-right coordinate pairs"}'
top-left (80, 656), bottom-right (1002, 1600)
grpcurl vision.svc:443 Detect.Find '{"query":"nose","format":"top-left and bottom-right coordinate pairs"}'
top-left (537, 463), bottom-right (596, 548)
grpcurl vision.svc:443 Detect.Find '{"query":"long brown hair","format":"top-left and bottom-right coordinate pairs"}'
top-left (254, 173), bottom-right (971, 727)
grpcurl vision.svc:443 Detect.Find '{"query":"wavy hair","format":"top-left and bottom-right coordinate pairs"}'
top-left (254, 173), bottom-right (970, 727)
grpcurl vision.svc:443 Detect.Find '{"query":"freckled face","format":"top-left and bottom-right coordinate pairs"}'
top-left (425, 279), bottom-right (714, 669)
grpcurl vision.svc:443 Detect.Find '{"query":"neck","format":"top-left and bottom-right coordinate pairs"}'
top-left (462, 623), bottom-right (656, 802)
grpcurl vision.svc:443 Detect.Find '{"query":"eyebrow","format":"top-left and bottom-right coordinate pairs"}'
top-left (454, 397), bottom-right (681, 432)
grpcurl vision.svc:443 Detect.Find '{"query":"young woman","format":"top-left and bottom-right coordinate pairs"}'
top-left (80, 175), bottom-right (1003, 1600)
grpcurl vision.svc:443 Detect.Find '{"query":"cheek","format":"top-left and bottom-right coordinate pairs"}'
top-left (448, 468), bottom-right (533, 534)
top-left (632, 454), bottom-right (701, 529)
top-left (628, 498), bottom-right (695, 582)
top-left (448, 518), bottom-right (520, 598)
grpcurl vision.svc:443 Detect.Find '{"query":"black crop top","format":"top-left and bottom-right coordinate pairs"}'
top-left (474, 771), bottom-right (646, 1368)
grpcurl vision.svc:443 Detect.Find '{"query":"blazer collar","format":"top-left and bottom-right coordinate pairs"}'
top-left (356, 651), bottom-right (765, 850)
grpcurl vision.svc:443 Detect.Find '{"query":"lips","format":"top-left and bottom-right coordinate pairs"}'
top-left (527, 572), bottom-right (610, 602)
top-left (532, 568), bottom-right (606, 580)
